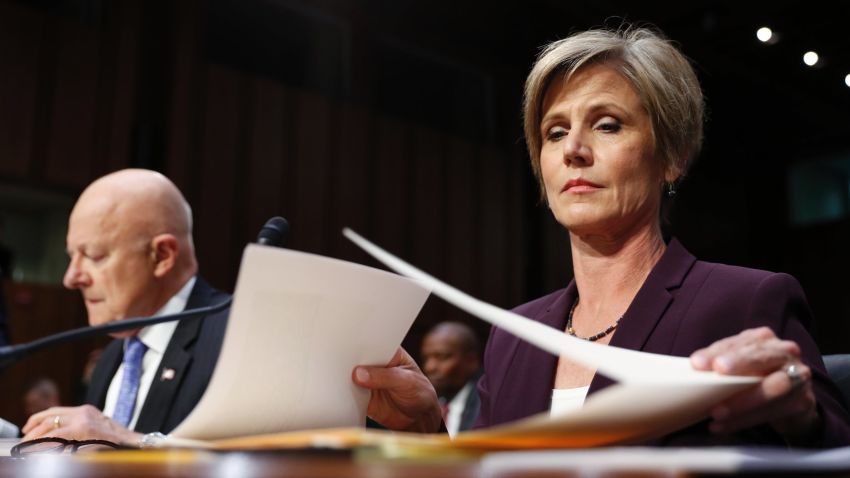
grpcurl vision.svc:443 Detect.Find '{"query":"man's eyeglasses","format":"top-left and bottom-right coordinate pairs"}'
top-left (11, 437), bottom-right (127, 457)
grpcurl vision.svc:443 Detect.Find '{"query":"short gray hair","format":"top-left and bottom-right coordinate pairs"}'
top-left (523, 26), bottom-right (704, 198)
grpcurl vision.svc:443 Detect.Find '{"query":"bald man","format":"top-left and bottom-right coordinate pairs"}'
top-left (420, 322), bottom-right (481, 436)
top-left (21, 169), bottom-right (230, 445)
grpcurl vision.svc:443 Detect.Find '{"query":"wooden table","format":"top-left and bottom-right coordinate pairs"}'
top-left (0, 449), bottom-right (477, 478)
top-left (0, 448), bottom-right (846, 478)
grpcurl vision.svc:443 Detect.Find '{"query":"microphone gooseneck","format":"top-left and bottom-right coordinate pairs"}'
top-left (0, 299), bottom-right (232, 370)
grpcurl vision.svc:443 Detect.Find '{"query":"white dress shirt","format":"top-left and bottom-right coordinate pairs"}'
top-left (446, 381), bottom-right (475, 437)
top-left (102, 276), bottom-right (196, 430)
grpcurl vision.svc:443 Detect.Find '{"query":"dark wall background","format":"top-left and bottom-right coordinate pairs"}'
top-left (1, 0), bottom-right (849, 420)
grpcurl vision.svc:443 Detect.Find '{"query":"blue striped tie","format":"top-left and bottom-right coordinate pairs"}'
top-left (112, 337), bottom-right (147, 428)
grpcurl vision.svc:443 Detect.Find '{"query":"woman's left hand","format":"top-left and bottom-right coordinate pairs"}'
top-left (690, 326), bottom-right (821, 444)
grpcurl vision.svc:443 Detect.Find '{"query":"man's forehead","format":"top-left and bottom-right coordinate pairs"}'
top-left (66, 226), bottom-right (109, 252)
top-left (424, 333), bottom-right (462, 351)
top-left (71, 190), bottom-right (120, 219)
top-left (67, 199), bottom-right (122, 247)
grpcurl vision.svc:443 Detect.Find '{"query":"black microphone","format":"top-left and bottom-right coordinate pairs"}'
top-left (0, 216), bottom-right (289, 370)
top-left (257, 216), bottom-right (289, 247)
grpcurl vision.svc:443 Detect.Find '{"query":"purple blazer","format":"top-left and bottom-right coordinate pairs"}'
top-left (475, 239), bottom-right (850, 447)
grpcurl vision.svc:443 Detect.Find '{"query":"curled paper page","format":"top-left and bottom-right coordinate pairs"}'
top-left (343, 228), bottom-right (757, 387)
top-left (171, 244), bottom-right (430, 440)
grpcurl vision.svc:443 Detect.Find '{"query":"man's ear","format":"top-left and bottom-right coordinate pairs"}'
top-left (150, 234), bottom-right (179, 278)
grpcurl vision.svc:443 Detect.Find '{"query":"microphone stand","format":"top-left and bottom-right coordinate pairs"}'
top-left (0, 215), bottom-right (289, 371)
top-left (0, 298), bottom-right (232, 370)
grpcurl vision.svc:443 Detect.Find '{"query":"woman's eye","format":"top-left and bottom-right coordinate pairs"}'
top-left (546, 127), bottom-right (568, 141)
top-left (597, 120), bottom-right (622, 133)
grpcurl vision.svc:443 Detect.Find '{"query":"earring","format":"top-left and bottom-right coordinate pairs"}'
top-left (666, 182), bottom-right (677, 198)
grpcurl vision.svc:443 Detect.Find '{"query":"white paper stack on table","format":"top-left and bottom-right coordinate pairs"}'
top-left (481, 446), bottom-right (850, 475)
top-left (165, 230), bottom-right (762, 450)
top-left (341, 228), bottom-right (761, 448)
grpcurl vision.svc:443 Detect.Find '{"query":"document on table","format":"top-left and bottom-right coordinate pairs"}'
top-left (170, 244), bottom-right (430, 440)
top-left (480, 446), bottom-right (850, 474)
top-left (344, 228), bottom-right (761, 445)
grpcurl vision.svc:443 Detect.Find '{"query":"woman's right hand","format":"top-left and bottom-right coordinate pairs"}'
top-left (352, 347), bottom-right (442, 433)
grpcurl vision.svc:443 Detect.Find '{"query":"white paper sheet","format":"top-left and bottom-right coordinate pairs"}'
top-left (0, 438), bottom-right (16, 457)
top-left (481, 446), bottom-right (850, 474)
top-left (453, 382), bottom-right (756, 448)
top-left (171, 244), bottom-right (430, 440)
top-left (343, 228), bottom-right (757, 387)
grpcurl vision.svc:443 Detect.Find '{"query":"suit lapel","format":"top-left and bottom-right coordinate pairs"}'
top-left (460, 382), bottom-right (481, 431)
top-left (132, 281), bottom-right (212, 433)
top-left (498, 284), bottom-right (577, 420)
top-left (589, 239), bottom-right (697, 393)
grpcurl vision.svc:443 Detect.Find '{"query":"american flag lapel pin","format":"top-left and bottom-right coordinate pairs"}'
top-left (161, 368), bottom-right (176, 381)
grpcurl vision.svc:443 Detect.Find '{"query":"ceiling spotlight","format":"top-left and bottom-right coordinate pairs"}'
top-left (845, 74), bottom-right (850, 88)
top-left (756, 26), bottom-right (779, 44)
top-left (803, 51), bottom-right (819, 67)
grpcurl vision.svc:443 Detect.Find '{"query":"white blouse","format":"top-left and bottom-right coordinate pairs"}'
top-left (550, 386), bottom-right (590, 417)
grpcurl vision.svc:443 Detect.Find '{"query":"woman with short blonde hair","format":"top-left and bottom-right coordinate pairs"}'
top-left (471, 25), bottom-right (850, 447)
top-left (354, 25), bottom-right (850, 447)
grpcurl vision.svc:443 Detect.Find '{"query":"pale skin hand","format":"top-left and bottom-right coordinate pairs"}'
top-left (352, 347), bottom-right (442, 433)
top-left (22, 405), bottom-right (142, 445)
top-left (690, 327), bottom-right (821, 444)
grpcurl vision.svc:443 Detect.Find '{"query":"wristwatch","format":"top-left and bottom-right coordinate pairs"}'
top-left (138, 432), bottom-right (168, 448)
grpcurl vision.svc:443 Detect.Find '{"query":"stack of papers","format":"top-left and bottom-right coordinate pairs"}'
top-left (342, 228), bottom-right (759, 445)
top-left (164, 230), bottom-right (763, 450)
top-left (481, 447), bottom-right (850, 474)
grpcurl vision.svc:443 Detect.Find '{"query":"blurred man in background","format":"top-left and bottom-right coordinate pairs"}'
top-left (420, 321), bottom-right (481, 436)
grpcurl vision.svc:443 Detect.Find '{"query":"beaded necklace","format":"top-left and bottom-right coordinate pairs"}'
top-left (566, 298), bottom-right (621, 342)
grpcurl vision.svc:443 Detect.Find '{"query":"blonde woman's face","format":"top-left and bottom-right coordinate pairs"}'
top-left (539, 63), bottom-right (669, 239)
